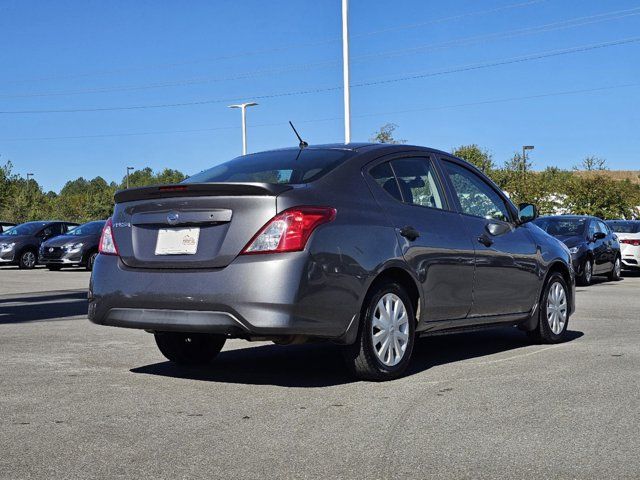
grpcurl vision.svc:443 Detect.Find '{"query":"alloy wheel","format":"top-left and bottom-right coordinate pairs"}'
top-left (614, 258), bottom-right (621, 278)
top-left (371, 293), bottom-right (410, 367)
top-left (584, 260), bottom-right (592, 283)
top-left (546, 281), bottom-right (568, 335)
top-left (22, 251), bottom-right (36, 268)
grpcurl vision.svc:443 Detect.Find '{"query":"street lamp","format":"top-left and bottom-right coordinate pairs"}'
top-left (228, 102), bottom-right (258, 155)
top-left (126, 166), bottom-right (134, 189)
top-left (26, 173), bottom-right (34, 194)
top-left (522, 145), bottom-right (534, 166)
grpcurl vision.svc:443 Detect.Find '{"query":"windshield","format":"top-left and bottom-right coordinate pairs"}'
top-left (606, 221), bottom-right (640, 234)
top-left (534, 217), bottom-right (587, 236)
top-left (1, 222), bottom-right (47, 236)
top-left (183, 149), bottom-right (353, 185)
top-left (67, 221), bottom-right (105, 236)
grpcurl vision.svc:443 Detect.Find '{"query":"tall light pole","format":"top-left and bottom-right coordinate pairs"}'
top-left (228, 102), bottom-right (258, 155)
top-left (342, 0), bottom-right (351, 144)
top-left (126, 166), bottom-right (134, 189)
top-left (522, 145), bottom-right (534, 166)
top-left (26, 173), bottom-right (34, 195)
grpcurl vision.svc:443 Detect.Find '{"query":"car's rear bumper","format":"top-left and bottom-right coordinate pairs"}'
top-left (88, 253), bottom-right (362, 341)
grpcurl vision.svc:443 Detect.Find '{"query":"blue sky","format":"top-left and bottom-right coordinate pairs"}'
top-left (1, 0), bottom-right (639, 192)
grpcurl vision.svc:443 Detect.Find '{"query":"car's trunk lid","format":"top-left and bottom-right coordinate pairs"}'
top-left (112, 183), bottom-right (291, 269)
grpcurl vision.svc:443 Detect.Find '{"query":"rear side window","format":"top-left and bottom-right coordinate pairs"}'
top-left (390, 158), bottom-right (444, 209)
top-left (370, 162), bottom-right (402, 202)
top-left (442, 160), bottom-right (511, 221)
top-left (184, 149), bottom-right (354, 185)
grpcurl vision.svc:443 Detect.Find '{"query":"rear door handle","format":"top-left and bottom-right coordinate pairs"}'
top-left (477, 233), bottom-right (494, 247)
top-left (399, 226), bottom-right (420, 241)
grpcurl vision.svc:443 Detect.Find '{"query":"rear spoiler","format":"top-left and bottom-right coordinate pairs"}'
top-left (114, 182), bottom-right (293, 204)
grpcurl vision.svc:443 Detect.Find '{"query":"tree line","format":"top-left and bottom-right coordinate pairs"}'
top-left (0, 162), bottom-right (185, 224)
top-left (2, 133), bottom-right (639, 224)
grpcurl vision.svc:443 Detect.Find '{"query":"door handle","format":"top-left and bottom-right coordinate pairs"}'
top-left (399, 226), bottom-right (420, 241)
top-left (477, 233), bottom-right (494, 247)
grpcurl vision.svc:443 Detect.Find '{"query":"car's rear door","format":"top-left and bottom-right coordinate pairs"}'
top-left (364, 153), bottom-right (475, 322)
top-left (439, 157), bottom-right (539, 318)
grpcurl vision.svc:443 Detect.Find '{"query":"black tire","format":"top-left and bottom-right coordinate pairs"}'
top-left (527, 272), bottom-right (570, 344)
top-left (47, 265), bottom-right (62, 271)
top-left (18, 249), bottom-right (37, 269)
top-left (576, 257), bottom-right (593, 286)
top-left (608, 255), bottom-right (622, 281)
top-left (342, 281), bottom-right (416, 381)
top-left (86, 251), bottom-right (98, 271)
top-left (154, 332), bottom-right (226, 366)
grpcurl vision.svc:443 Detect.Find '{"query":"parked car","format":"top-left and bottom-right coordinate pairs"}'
top-left (0, 222), bottom-right (16, 234)
top-left (89, 143), bottom-right (575, 381)
top-left (39, 220), bottom-right (106, 271)
top-left (606, 220), bottom-right (640, 271)
top-left (533, 215), bottom-right (621, 285)
top-left (0, 221), bottom-right (79, 269)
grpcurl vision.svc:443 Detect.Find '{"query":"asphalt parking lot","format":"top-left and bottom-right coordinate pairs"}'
top-left (1, 266), bottom-right (638, 479)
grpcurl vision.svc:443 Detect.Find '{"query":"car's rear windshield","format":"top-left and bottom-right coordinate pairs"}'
top-left (533, 217), bottom-right (586, 236)
top-left (68, 221), bottom-right (105, 236)
top-left (1, 222), bottom-right (47, 236)
top-left (606, 221), bottom-right (640, 234)
top-left (183, 149), bottom-right (353, 185)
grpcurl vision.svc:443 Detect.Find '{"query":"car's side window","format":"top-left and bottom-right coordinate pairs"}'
top-left (587, 221), bottom-right (597, 239)
top-left (369, 162), bottom-right (403, 202)
top-left (596, 221), bottom-right (609, 236)
top-left (389, 158), bottom-right (444, 209)
top-left (442, 160), bottom-right (511, 221)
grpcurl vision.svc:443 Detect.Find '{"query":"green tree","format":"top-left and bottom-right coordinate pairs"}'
top-left (369, 123), bottom-right (406, 144)
top-left (451, 145), bottom-right (495, 173)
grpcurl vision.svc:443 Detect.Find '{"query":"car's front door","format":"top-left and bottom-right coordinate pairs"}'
top-left (439, 158), bottom-right (540, 318)
top-left (595, 220), bottom-right (614, 273)
top-left (588, 220), bottom-right (608, 274)
top-left (365, 154), bottom-right (475, 322)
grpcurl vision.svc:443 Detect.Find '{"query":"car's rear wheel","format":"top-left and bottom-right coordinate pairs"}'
top-left (342, 281), bottom-right (415, 381)
top-left (577, 257), bottom-right (593, 286)
top-left (18, 250), bottom-right (37, 269)
top-left (86, 252), bottom-right (98, 271)
top-left (608, 256), bottom-right (622, 281)
top-left (154, 332), bottom-right (226, 366)
top-left (528, 272), bottom-right (569, 344)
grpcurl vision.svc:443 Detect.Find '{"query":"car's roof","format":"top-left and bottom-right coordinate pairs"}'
top-left (246, 143), bottom-right (451, 155)
top-left (606, 219), bottom-right (640, 222)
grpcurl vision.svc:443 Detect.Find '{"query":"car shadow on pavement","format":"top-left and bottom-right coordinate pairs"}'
top-left (0, 290), bottom-right (87, 324)
top-left (131, 327), bottom-right (584, 388)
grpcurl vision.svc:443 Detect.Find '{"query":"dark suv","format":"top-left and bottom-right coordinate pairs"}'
top-left (533, 215), bottom-right (621, 285)
top-left (39, 220), bottom-right (106, 271)
top-left (0, 221), bottom-right (79, 269)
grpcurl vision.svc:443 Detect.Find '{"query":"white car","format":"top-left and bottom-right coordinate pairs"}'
top-left (606, 220), bottom-right (640, 271)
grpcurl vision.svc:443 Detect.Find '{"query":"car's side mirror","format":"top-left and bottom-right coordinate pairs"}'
top-left (593, 231), bottom-right (606, 240)
top-left (517, 203), bottom-right (538, 224)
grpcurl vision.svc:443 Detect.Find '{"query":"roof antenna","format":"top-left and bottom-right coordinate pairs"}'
top-left (289, 121), bottom-right (308, 149)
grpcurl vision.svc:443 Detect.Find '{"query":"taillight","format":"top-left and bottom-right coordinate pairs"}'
top-left (241, 206), bottom-right (336, 255)
top-left (621, 239), bottom-right (640, 246)
top-left (99, 218), bottom-right (119, 256)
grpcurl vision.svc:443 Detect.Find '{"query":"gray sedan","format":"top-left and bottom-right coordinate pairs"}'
top-left (89, 143), bottom-right (575, 380)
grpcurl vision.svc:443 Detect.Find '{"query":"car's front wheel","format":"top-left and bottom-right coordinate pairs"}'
top-left (18, 250), bottom-right (37, 269)
top-left (342, 281), bottom-right (415, 381)
top-left (154, 332), bottom-right (226, 365)
top-left (577, 257), bottom-right (593, 286)
top-left (608, 256), bottom-right (622, 281)
top-left (528, 272), bottom-right (570, 344)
